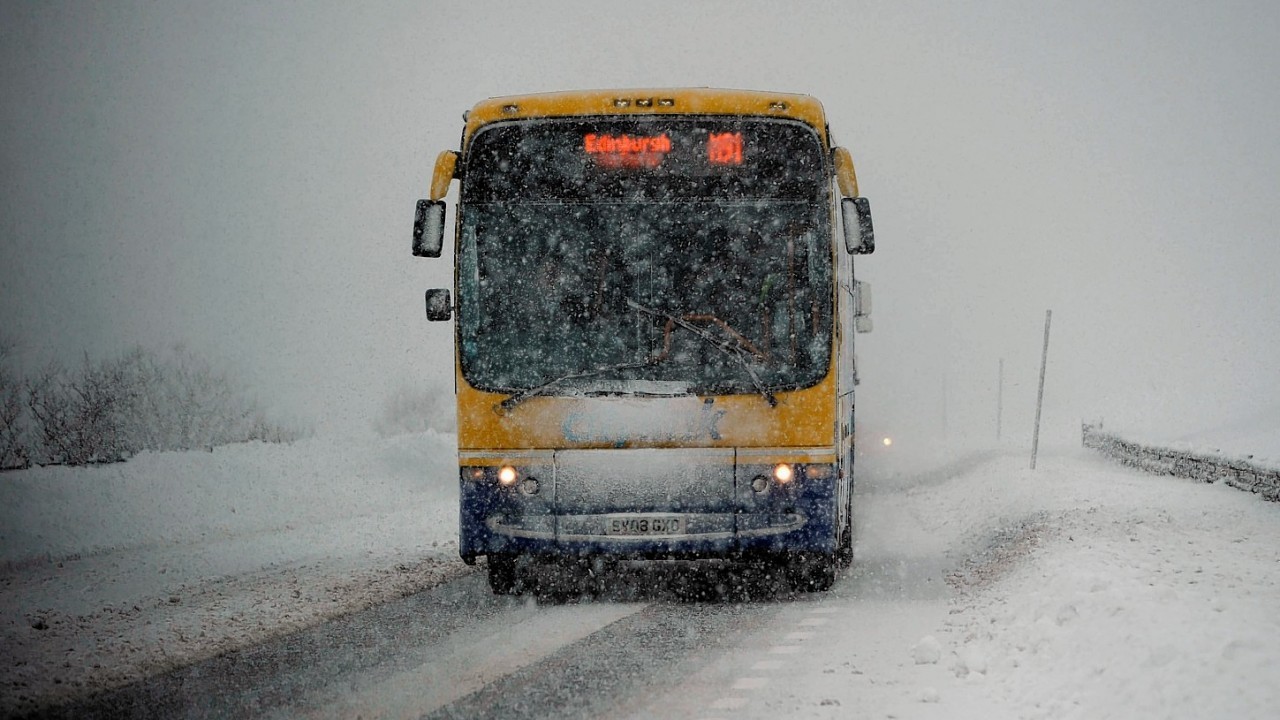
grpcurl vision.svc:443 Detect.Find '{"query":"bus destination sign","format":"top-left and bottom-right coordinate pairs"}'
top-left (584, 131), bottom-right (746, 169)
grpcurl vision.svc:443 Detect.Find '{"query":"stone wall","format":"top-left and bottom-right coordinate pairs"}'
top-left (1081, 423), bottom-right (1279, 502)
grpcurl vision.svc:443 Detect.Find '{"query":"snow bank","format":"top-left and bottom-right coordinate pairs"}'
top-left (934, 453), bottom-right (1280, 719)
top-left (1, 432), bottom-right (458, 570)
top-left (0, 431), bottom-right (469, 714)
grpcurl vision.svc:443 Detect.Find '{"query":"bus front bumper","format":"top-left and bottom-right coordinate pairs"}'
top-left (457, 447), bottom-right (841, 563)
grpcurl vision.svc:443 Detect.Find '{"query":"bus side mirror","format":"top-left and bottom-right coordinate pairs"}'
top-left (425, 288), bottom-right (452, 321)
top-left (413, 200), bottom-right (446, 258)
top-left (841, 197), bottom-right (875, 255)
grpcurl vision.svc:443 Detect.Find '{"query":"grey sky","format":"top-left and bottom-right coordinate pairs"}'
top-left (2, 1), bottom-right (1277, 440)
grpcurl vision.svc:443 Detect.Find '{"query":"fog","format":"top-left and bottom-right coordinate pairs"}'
top-left (3, 0), bottom-right (1277, 444)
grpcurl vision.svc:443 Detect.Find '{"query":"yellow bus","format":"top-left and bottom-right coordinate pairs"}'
top-left (413, 88), bottom-right (875, 594)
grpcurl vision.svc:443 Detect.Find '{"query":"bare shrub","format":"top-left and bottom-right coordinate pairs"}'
top-left (22, 345), bottom-right (303, 466)
top-left (0, 335), bottom-right (29, 469)
top-left (112, 345), bottom-right (267, 452)
top-left (26, 358), bottom-right (128, 465)
top-left (0, 376), bottom-right (24, 469)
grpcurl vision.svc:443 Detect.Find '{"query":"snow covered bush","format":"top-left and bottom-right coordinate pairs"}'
top-left (26, 359), bottom-right (128, 465)
top-left (19, 345), bottom-right (302, 466)
top-left (0, 374), bottom-right (24, 469)
top-left (0, 336), bottom-right (28, 470)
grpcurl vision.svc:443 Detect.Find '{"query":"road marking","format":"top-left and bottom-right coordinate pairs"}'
top-left (296, 601), bottom-right (646, 720)
top-left (732, 676), bottom-right (768, 690)
top-left (701, 604), bottom-right (846, 716)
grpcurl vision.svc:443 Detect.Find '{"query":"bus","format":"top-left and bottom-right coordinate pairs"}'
top-left (412, 88), bottom-right (875, 594)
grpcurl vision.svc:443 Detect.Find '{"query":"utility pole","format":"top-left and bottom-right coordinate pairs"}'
top-left (941, 375), bottom-right (948, 441)
top-left (997, 358), bottom-right (1003, 442)
top-left (1030, 310), bottom-right (1052, 470)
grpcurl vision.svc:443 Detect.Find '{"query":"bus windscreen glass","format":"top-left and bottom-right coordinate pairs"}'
top-left (458, 117), bottom-right (832, 396)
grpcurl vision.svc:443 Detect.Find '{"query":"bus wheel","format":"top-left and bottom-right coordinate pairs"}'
top-left (836, 519), bottom-right (854, 569)
top-left (787, 552), bottom-right (836, 592)
top-left (486, 554), bottom-right (519, 595)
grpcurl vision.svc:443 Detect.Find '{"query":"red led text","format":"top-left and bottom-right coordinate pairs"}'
top-left (584, 133), bottom-right (672, 168)
top-left (707, 132), bottom-right (744, 165)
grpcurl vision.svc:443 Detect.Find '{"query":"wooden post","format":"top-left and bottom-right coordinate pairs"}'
top-left (1030, 311), bottom-right (1052, 469)
top-left (942, 375), bottom-right (948, 441)
top-left (997, 358), bottom-right (1004, 441)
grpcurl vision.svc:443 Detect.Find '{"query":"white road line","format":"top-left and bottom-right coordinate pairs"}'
top-left (732, 676), bottom-right (768, 690)
top-left (292, 602), bottom-right (646, 720)
top-left (700, 605), bottom-right (841, 716)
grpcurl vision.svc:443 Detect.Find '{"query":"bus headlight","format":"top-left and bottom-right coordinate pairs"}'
top-left (498, 465), bottom-right (519, 486)
top-left (773, 463), bottom-right (794, 484)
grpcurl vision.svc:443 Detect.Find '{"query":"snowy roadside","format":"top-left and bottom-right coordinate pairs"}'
top-left (764, 448), bottom-right (1280, 719)
top-left (943, 454), bottom-right (1280, 718)
top-left (0, 431), bottom-right (470, 716)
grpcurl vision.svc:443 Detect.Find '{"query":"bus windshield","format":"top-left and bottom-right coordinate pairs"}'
top-left (457, 117), bottom-right (832, 397)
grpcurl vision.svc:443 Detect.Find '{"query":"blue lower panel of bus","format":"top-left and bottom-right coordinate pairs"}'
top-left (458, 448), bottom-right (840, 562)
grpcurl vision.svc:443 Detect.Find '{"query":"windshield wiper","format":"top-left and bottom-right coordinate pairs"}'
top-left (495, 359), bottom-right (654, 414)
top-left (625, 299), bottom-right (778, 407)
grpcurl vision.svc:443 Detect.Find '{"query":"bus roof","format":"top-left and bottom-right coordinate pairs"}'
top-left (463, 88), bottom-right (828, 144)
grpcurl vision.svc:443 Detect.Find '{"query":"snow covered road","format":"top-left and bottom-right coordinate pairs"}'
top-left (3, 435), bottom-right (1278, 718)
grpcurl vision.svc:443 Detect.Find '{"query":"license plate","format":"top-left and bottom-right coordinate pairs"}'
top-left (605, 515), bottom-right (685, 536)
